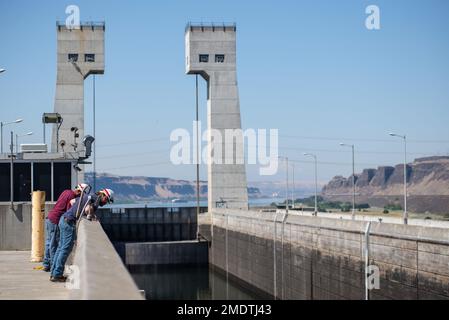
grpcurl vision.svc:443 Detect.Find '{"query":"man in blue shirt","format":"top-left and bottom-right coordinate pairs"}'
top-left (50, 188), bottom-right (114, 282)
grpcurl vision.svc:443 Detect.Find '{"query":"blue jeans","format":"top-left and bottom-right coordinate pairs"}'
top-left (43, 218), bottom-right (59, 269)
top-left (51, 217), bottom-right (76, 277)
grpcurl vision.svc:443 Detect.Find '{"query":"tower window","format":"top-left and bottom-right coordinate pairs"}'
top-left (85, 54), bottom-right (95, 62)
top-left (68, 54), bottom-right (78, 62)
top-left (215, 54), bottom-right (225, 63)
top-left (199, 54), bottom-right (209, 63)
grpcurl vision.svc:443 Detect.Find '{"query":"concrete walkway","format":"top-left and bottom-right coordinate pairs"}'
top-left (0, 251), bottom-right (68, 300)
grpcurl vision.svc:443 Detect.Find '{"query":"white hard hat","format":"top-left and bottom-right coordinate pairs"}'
top-left (101, 188), bottom-right (114, 203)
top-left (75, 183), bottom-right (89, 192)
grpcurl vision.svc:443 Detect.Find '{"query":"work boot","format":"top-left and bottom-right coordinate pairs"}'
top-left (50, 275), bottom-right (67, 282)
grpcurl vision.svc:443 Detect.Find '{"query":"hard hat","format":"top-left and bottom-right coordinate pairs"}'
top-left (75, 183), bottom-right (89, 192)
top-left (100, 188), bottom-right (114, 203)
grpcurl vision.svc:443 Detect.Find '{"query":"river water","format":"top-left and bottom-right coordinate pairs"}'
top-left (106, 197), bottom-right (283, 209)
top-left (117, 199), bottom-right (281, 299)
top-left (128, 264), bottom-right (268, 300)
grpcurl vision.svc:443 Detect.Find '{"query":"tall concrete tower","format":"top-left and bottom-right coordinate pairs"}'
top-left (185, 24), bottom-right (248, 211)
top-left (52, 23), bottom-right (105, 155)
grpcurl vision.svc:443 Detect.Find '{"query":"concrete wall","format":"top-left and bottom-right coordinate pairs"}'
top-left (116, 240), bottom-right (208, 266)
top-left (69, 219), bottom-right (143, 300)
top-left (97, 207), bottom-right (198, 242)
top-left (200, 209), bottom-right (449, 300)
top-left (0, 203), bottom-right (54, 250)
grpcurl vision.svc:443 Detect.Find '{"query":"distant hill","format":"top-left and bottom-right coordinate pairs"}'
top-left (322, 156), bottom-right (449, 214)
top-left (84, 172), bottom-right (261, 202)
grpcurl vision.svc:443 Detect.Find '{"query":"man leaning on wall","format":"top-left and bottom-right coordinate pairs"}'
top-left (41, 183), bottom-right (89, 272)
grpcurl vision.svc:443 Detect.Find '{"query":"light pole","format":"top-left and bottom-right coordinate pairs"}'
top-left (10, 131), bottom-right (14, 208)
top-left (1, 119), bottom-right (23, 153)
top-left (340, 143), bottom-right (356, 220)
top-left (291, 163), bottom-right (295, 209)
top-left (93, 75), bottom-right (96, 191)
top-left (15, 132), bottom-right (33, 153)
top-left (389, 133), bottom-right (408, 224)
top-left (195, 74), bottom-right (200, 238)
top-left (278, 156), bottom-right (289, 213)
top-left (304, 153), bottom-right (318, 216)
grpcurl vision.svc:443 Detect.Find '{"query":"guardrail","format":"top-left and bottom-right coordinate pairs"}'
top-left (69, 219), bottom-right (143, 300)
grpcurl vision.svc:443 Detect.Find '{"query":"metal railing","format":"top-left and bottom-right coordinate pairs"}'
top-left (185, 22), bottom-right (236, 33)
top-left (56, 21), bottom-right (105, 31)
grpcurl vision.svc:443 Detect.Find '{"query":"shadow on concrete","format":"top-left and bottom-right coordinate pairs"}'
top-left (12, 204), bottom-right (23, 223)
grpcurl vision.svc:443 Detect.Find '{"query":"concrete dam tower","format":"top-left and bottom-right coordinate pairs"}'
top-left (185, 24), bottom-right (248, 210)
top-left (52, 23), bottom-right (105, 155)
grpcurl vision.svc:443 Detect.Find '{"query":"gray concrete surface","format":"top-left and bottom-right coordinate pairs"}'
top-left (70, 219), bottom-right (143, 299)
top-left (200, 209), bottom-right (449, 300)
top-left (185, 24), bottom-right (248, 211)
top-left (0, 251), bottom-right (68, 300)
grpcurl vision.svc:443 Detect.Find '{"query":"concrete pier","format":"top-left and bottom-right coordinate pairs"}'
top-left (0, 219), bottom-right (143, 300)
top-left (52, 22), bottom-right (105, 154)
top-left (185, 24), bottom-right (249, 211)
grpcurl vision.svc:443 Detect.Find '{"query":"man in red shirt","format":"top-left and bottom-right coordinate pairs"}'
top-left (42, 183), bottom-right (89, 272)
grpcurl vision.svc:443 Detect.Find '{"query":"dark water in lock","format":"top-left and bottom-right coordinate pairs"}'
top-left (128, 264), bottom-right (268, 300)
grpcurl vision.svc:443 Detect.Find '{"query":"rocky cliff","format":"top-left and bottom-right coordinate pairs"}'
top-left (322, 156), bottom-right (449, 213)
top-left (85, 172), bottom-right (261, 202)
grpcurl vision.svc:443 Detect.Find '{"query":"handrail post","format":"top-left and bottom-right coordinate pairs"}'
top-left (273, 211), bottom-right (280, 299)
top-left (281, 212), bottom-right (288, 300)
top-left (225, 214), bottom-right (229, 300)
top-left (364, 221), bottom-right (372, 300)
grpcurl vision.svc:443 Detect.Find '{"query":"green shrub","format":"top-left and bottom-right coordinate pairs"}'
top-left (384, 203), bottom-right (402, 211)
top-left (356, 203), bottom-right (370, 209)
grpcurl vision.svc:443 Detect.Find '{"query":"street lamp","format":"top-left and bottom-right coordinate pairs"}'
top-left (304, 153), bottom-right (318, 216)
top-left (15, 132), bottom-right (33, 153)
top-left (1, 118), bottom-right (23, 153)
top-left (340, 143), bottom-right (356, 220)
top-left (42, 113), bottom-right (63, 151)
top-left (389, 132), bottom-right (408, 225)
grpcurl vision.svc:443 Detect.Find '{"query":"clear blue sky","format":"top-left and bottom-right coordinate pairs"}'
top-left (1, 0), bottom-right (449, 184)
